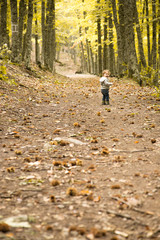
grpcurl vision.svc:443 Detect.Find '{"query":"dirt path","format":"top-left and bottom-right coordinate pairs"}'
top-left (0, 63), bottom-right (160, 240)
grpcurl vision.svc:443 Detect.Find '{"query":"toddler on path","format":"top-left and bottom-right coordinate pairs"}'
top-left (100, 69), bottom-right (112, 105)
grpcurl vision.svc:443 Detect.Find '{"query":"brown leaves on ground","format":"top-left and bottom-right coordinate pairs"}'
top-left (0, 62), bottom-right (160, 240)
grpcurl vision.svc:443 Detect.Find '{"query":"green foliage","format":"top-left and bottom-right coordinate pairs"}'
top-left (0, 44), bottom-right (11, 81)
top-left (153, 86), bottom-right (160, 98)
top-left (140, 66), bottom-right (159, 87)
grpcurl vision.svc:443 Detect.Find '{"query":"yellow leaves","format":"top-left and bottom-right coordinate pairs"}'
top-left (50, 195), bottom-right (56, 202)
top-left (88, 164), bottom-right (96, 171)
top-left (97, 111), bottom-right (101, 116)
top-left (49, 140), bottom-right (58, 145)
top-left (66, 187), bottom-right (78, 196)
top-left (7, 167), bottom-right (15, 173)
top-left (53, 160), bottom-right (62, 166)
top-left (15, 150), bottom-right (22, 155)
top-left (59, 140), bottom-right (69, 146)
top-left (112, 138), bottom-right (119, 142)
top-left (43, 114), bottom-right (49, 117)
top-left (90, 227), bottom-right (106, 238)
top-left (73, 122), bottom-right (81, 127)
top-left (112, 155), bottom-right (125, 163)
top-left (69, 225), bottom-right (86, 236)
top-left (86, 183), bottom-right (96, 189)
top-left (0, 222), bottom-right (10, 233)
top-left (86, 193), bottom-right (94, 201)
top-left (79, 189), bottom-right (91, 196)
top-left (100, 119), bottom-right (105, 123)
top-left (53, 129), bottom-right (61, 134)
top-left (111, 184), bottom-right (121, 189)
top-left (105, 108), bottom-right (111, 112)
top-left (76, 159), bottom-right (83, 166)
top-left (151, 138), bottom-right (156, 143)
top-left (101, 146), bottom-right (109, 155)
top-left (50, 179), bottom-right (60, 186)
top-left (90, 137), bottom-right (98, 143)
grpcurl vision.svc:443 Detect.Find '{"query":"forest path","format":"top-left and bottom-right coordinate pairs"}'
top-left (0, 63), bottom-right (160, 240)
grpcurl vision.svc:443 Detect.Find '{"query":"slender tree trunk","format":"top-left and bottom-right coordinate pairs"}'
top-left (152, 0), bottom-right (158, 85)
top-left (108, 5), bottom-right (115, 74)
top-left (124, 0), bottom-right (139, 78)
top-left (112, 0), bottom-right (124, 76)
top-left (103, 6), bottom-right (108, 70)
top-left (146, 0), bottom-right (151, 67)
top-left (0, 0), bottom-right (9, 47)
top-left (44, 0), bottom-right (55, 72)
top-left (34, 2), bottom-right (40, 64)
top-left (97, 0), bottom-right (102, 75)
top-left (133, 0), bottom-right (147, 68)
top-left (24, 0), bottom-right (33, 69)
top-left (158, 0), bottom-right (160, 81)
top-left (41, 0), bottom-right (45, 64)
top-left (18, 0), bottom-right (26, 60)
top-left (86, 39), bottom-right (91, 73)
top-left (90, 45), bottom-right (94, 74)
top-left (10, 0), bottom-right (19, 62)
top-left (119, 0), bottom-right (126, 66)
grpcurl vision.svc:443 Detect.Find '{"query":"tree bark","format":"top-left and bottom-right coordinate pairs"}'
top-left (145, 0), bottom-right (151, 67)
top-left (108, 4), bottom-right (115, 74)
top-left (112, 0), bottom-right (124, 76)
top-left (133, 0), bottom-right (147, 68)
top-left (97, 0), bottom-right (102, 75)
top-left (151, 0), bottom-right (158, 85)
top-left (34, 2), bottom-right (40, 64)
top-left (41, 0), bottom-right (45, 64)
top-left (44, 0), bottom-right (56, 72)
top-left (18, 0), bottom-right (26, 60)
top-left (24, 0), bottom-right (33, 69)
top-left (103, 3), bottom-right (108, 70)
top-left (10, 0), bottom-right (19, 61)
top-left (124, 0), bottom-right (139, 78)
top-left (158, 0), bottom-right (160, 81)
top-left (0, 0), bottom-right (9, 47)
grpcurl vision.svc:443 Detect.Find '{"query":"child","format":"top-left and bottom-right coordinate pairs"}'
top-left (100, 69), bottom-right (112, 105)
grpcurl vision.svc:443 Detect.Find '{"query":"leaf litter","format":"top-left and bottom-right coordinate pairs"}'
top-left (0, 62), bottom-right (160, 239)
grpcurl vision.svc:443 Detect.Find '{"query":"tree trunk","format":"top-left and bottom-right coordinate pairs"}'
top-left (18, 0), bottom-right (26, 60)
top-left (79, 26), bottom-right (87, 72)
top-left (103, 4), bottom-right (108, 70)
top-left (34, 2), bottom-right (40, 64)
top-left (145, 0), bottom-right (151, 67)
top-left (97, 0), bottom-right (102, 75)
top-left (108, 5), bottom-right (115, 74)
top-left (44, 0), bottom-right (55, 72)
top-left (133, 0), bottom-right (147, 68)
top-left (41, 0), bottom-right (45, 64)
top-left (24, 0), bottom-right (33, 69)
top-left (152, 0), bottom-right (158, 85)
top-left (10, 0), bottom-right (19, 62)
top-left (158, 0), bottom-right (160, 81)
top-left (90, 45), bottom-right (94, 74)
top-left (0, 0), bottom-right (9, 47)
top-left (86, 39), bottom-right (91, 73)
top-left (112, 0), bottom-right (124, 76)
top-left (124, 0), bottom-right (139, 78)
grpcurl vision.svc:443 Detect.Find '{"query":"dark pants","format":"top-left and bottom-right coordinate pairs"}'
top-left (101, 89), bottom-right (109, 102)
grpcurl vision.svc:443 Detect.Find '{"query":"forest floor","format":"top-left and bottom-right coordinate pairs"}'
top-left (0, 53), bottom-right (160, 240)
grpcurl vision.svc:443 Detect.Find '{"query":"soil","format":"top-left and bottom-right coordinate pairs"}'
top-left (0, 53), bottom-right (160, 240)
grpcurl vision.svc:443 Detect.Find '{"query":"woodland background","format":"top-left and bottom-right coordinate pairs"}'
top-left (0, 0), bottom-right (160, 87)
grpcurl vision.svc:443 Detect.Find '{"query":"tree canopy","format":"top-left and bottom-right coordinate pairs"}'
top-left (0, 0), bottom-right (160, 86)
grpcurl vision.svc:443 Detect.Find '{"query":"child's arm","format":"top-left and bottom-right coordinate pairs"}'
top-left (104, 78), bottom-right (113, 86)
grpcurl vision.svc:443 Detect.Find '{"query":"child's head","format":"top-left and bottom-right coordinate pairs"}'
top-left (102, 69), bottom-right (110, 77)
